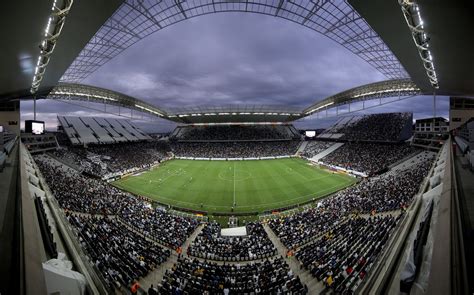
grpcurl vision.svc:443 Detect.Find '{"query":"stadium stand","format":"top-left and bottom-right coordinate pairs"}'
top-left (319, 156), bottom-right (434, 214)
top-left (26, 128), bottom-right (447, 294)
top-left (268, 209), bottom-right (344, 249)
top-left (85, 141), bottom-right (169, 176)
top-left (187, 222), bottom-right (277, 261)
top-left (49, 141), bottom-right (170, 178)
top-left (300, 141), bottom-right (334, 158)
top-left (320, 142), bottom-right (418, 175)
top-left (269, 154), bottom-right (434, 249)
top-left (318, 113), bottom-right (413, 142)
top-left (159, 257), bottom-right (307, 294)
top-left (296, 215), bottom-right (400, 293)
top-left (171, 141), bottom-right (300, 158)
top-left (67, 214), bottom-right (171, 291)
top-left (34, 154), bottom-right (141, 214)
top-left (118, 207), bottom-right (199, 250)
top-left (21, 133), bottom-right (59, 153)
top-left (172, 124), bottom-right (300, 141)
top-left (57, 116), bottom-right (151, 145)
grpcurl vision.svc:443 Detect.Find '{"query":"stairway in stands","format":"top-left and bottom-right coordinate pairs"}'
top-left (310, 142), bottom-right (345, 162)
top-left (296, 141), bottom-right (309, 155)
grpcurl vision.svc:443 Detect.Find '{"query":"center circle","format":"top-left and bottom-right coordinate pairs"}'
top-left (219, 169), bottom-right (251, 181)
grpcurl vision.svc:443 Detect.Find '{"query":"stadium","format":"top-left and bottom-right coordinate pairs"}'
top-left (0, 1), bottom-right (473, 295)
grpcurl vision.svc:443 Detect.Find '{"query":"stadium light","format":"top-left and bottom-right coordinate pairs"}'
top-left (52, 90), bottom-right (117, 101)
top-left (399, 0), bottom-right (439, 88)
top-left (352, 86), bottom-right (418, 98)
top-left (134, 104), bottom-right (164, 116)
top-left (31, 0), bottom-right (74, 94)
top-left (306, 102), bottom-right (334, 115)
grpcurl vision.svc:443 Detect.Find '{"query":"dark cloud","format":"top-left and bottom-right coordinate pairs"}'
top-left (82, 13), bottom-right (385, 109)
top-left (26, 13), bottom-right (448, 132)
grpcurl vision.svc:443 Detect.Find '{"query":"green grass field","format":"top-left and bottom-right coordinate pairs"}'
top-left (112, 158), bottom-right (356, 214)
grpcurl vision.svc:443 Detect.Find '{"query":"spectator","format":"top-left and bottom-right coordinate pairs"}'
top-left (321, 143), bottom-right (417, 175)
top-left (188, 222), bottom-right (277, 260)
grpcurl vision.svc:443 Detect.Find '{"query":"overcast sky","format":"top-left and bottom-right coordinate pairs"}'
top-left (21, 13), bottom-right (448, 132)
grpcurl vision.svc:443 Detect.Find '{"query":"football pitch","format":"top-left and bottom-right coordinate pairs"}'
top-left (113, 158), bottom-right (356, 214)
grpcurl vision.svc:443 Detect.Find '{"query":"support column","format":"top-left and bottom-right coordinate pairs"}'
top-left (33, 96), bottom-right (37, 120)
top-left (433, 91), bottom-right (437, 132)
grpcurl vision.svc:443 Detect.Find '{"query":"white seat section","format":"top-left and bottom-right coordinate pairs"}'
top-left (58, 116), bottom-right (83, 145)
top-left (64, 117), bottom-right (99, 144)
top-left (310, 142), bottom-right (345, 162)
top-left (81, 117), bottom-right (115, 144)
top-left (329, 133), bottom-right (344, 139)
top-left (57, 116), bottom-right (152, 145)
top-left (106, 118), bottom-right (138, 141)
top-left (120, 119), bottom-right (151, 140)
top-left (94, 117), bottom-right (127, 142)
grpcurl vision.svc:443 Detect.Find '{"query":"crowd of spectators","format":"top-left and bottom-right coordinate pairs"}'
top-left (30, 124), bottom-right (437, 293)
top-left (269, 156), bottom-right (433, 250)
top-left (50, 148), bottom-right (99, 174)
top-left (188, 222), bottom-right (277, 261)
top-left (268, 209), bottom-right (343, 249)
top-left (300, 141), bottom-right (334, 158)
top-left (175, 125), bottom-right (296, 141)
top-left (295, 215), bottom-right (399, 293)
top-left (159, 257), bottom-right (307, 294)
top-left (49, 141), bottom-right (170, 177)
top-left (320, 158), bottom-right (433, 214)
top-left (119, 207), bottom-right (199, 250)
top-left (67, 214), bottom-right (170, 291)
top-left (34, 154), bottom-right (199, 249)
top-left (171, 141), bottom-right (300, 158)
top-left (333, 113), bottom-right (411, 142)
top-left (321, 143), bottom-right (417, 175)
top-left (87, 141), bottom-right (170, 173)
top-left (34, 155), bottom-right (138, 214)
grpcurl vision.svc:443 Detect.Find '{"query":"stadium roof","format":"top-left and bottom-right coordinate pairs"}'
top-left (0, 0), bottom-right (122, 101)
top-left (42, 80), bottom-right (424, 123)
top-left (47, 83), bottom-right (167, 118)
top-left (44, 83), bottom-right (304, 123)
top-left (1, 0), bottom-right (473, 122)
top-left (303, 78), bottom-right (422, 115)
top-left (59, 0), bottom-right (409, 83)
top-left (165, 105), bottom-right (303, 123)
top-left (350, 0), bottom-right (474, 95)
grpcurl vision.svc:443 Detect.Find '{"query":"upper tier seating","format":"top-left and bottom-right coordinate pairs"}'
top-left (58, 116), bottom-right (151, 145)
top-left (172, 124), bottom-right (300, 141)
top-left (321, 143), bottom-right (417, 175)
top-left (318, 113), bottom-right (412, 142)
top-left (171, 141), bottom-right (300, 158)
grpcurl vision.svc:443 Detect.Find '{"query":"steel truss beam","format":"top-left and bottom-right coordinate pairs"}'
top-left (102, 18), bottom-right (141, 39)
top-left (46, 83), bottom-right (168, 118)
top-left (45, 79), bottom-right (424, 124)
top-left (324, 10), bottom-right (361, 33)
top-left (301, 0), bottom-right (329, 25)
top-left (304, 78), bottom-right (423, 115)
top-left (124, 0), bottom-right (163, 29)
top-left (60, 0), bottom-right (410, 83)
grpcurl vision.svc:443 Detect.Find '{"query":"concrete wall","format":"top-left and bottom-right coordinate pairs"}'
top-left (0, 101), bottom-right (20, 135)
top-left (450, 109), bottom-right (474, 130)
